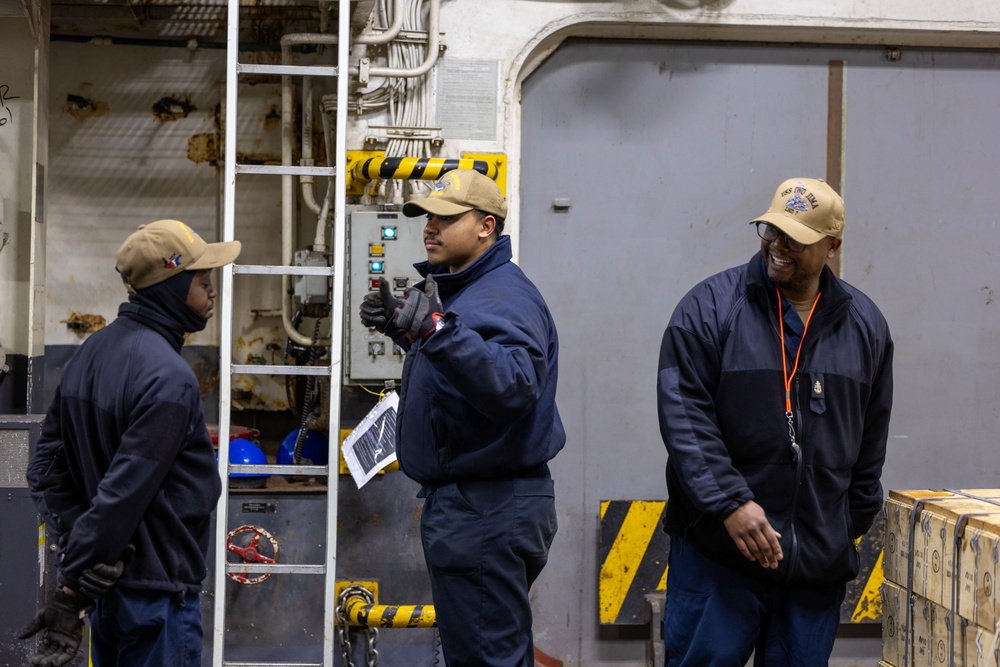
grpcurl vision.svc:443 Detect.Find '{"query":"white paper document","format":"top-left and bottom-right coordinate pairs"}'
top-left (341, 391), bottom-right (399, 488)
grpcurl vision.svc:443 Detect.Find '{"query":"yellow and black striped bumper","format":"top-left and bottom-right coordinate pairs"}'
top-left (598, 500), bottom-right (885, 625)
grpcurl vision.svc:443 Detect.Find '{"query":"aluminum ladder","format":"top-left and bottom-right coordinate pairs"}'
top-left (212, 1), bottom-right (350, 665)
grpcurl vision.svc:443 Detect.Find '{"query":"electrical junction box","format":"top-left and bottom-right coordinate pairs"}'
top-left (345, 208), bottom-right (426, 383)
top-left (292, 249), bottom-right (330, 310)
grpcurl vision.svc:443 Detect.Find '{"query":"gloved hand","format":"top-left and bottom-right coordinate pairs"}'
top-left (78, 544), bottom-right (135, 599)
top-left (359, 277), bottom-right (398, 333)
top-left (18, 589), bottom-right (88, 667)
top-left (391, 275), bottom-right (445, 342)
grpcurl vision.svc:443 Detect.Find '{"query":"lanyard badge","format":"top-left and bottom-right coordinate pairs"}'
top-left (776, 288), bottom-right (820, 460)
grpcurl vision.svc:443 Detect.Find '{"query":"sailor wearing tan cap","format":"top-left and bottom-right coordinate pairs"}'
top-left (360, 169), bottom-right (565, 667)
top-left (22, 220), bottom-right (240, 666)
top-left (656, 178), bottom-right (894, 666)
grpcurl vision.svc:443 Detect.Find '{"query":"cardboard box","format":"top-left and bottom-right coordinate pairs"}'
top-left (960, 515), bottom-right (1000, 631)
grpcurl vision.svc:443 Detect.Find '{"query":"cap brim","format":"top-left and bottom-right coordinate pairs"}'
top-left (751, 214), bottom-right (826, 245)
top-left (188, 240), bottom-right (242, 270)
top-left (402, 198), bottom-right (473, 218)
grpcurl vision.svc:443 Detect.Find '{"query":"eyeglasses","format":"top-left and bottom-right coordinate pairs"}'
top-left (755, 222), bottom-right (807, 253)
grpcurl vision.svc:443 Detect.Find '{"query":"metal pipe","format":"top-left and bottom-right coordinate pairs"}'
top-left (300, 75), bottom-right (322, 216)
top-left (351, 156), bottom-right (498, 188)
top-left (313, 108), bottom-right (335, 252)
top-left (344, 595), bottom-right (437, 628)
top-left (354, 0), bottom-right (406, 45)
top-left (280, 39), bottom-right (329, 347)
top-left (350, 0), bottom-right (441, 83)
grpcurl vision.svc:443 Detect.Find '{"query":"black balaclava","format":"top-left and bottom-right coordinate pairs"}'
top-left (118, 270), bottom-right (207, 349)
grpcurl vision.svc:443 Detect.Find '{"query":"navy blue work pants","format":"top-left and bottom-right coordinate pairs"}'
top-left (90, 587), bottom-right (203, 667)
top-left (420, 475), bottom-right (557, 667)
top-left (663, 534), bottom-right (845, 667)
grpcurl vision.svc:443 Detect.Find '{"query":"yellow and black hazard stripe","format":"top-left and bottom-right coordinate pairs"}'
top-left (352, 156), bottom-right (499, 185)
top-left (844, 513), bottom-right (885, 623)
top-left (598, 500), bottom-right (886, 626)
top-left (599, 500), bottom-right (669, 625)
top-left (345, 600), bottom-right (437, 628)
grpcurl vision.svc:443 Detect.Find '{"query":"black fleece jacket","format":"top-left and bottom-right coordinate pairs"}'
top-left (27, 304), bottom-right (221, 595)
top-left (657, 253), bottom-right (893, 585)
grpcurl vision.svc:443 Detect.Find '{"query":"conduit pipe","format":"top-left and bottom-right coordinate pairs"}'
top-left (276, 0), bottom-right (438, 345)
top-left (354, 0), bottom-right (406, 45)
top-left (280, 33), bottom-right (340, 347)
top-left (300, 76), bottom-right (322, 217)
top-left (350, 0), bottom-right (441, 84)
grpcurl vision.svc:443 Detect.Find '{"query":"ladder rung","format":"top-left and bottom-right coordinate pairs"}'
top-left (237, 63), bottom-right (339, 78)
top-left (224, 663), bottom-right (321, 667)
top-left (229, 463), bottom-right (328, 476)
top-left (225, 563), bottom-right (326, 575)
top-left (231, 364), bottom-right (331, 376)
top-left (233, 264), bottom-right (332, 276)
top-left (236, 164), bottom-right (336, 177)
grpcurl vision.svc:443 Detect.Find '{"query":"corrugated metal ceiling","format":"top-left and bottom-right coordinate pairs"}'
top-left (48, 0), bottom-right (372, 44)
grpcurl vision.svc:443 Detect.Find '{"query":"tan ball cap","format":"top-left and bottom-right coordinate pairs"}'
top-left (751, 177), bottom-right (845, 245)
top-left (116, 219), bottom-right (242, 290)
top-left (402, 169), bottom-right (507, 219)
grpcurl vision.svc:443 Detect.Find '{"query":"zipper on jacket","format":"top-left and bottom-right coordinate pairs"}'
top-left (785, 374), bottom-right (804, 580)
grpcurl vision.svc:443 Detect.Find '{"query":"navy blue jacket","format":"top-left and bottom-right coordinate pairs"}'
top-left (396, 235), bottom-right (565, 486)
top-left (27, 307), bottom-right (221, 595)
top-left (657, 253), bottom-right (893, 585)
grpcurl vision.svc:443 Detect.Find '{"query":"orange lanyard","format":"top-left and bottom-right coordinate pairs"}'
top-left (777, 288), bottom-right (821, 415)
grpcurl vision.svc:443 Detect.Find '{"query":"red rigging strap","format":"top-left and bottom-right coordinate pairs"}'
top-left (777, 288), bottom-right (821, 414)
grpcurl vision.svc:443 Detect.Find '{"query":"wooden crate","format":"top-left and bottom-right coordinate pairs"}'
top-left (885, 490), bottom-right (1000, 607)
top-left (960, 514), bottom-right (1000, 631)
top-left (963, 622), bottom-right (1000, 667)
top-left (885, 490), bottom-right (961, 588)
top-left (883, 490), bottom-right (1000, 667)
top-left (882, 580), bottom-right (909, 667)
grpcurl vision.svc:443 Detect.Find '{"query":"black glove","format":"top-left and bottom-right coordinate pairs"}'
top-left (18, 589), bottom-right (88, 667)
top-left (78, 544), bottom-right (135, 599)
top-left (391, 275), bottom-right (445, 342)
top-left (359, 277), bottom-right (398, 333)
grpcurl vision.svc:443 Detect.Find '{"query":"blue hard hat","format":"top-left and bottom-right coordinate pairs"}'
top-left (228, 438), bottom-right (270, 478)
top-left (277, 429), bottom-right (329, 466)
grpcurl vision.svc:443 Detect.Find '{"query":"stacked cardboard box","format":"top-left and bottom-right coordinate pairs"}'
top-left (882, 489), bottom-right (1000, 667)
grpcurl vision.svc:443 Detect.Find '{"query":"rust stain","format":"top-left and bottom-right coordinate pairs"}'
top-left (152, 95), bottom-right (197, 122)
top-left (236, 151), bottom-right (281, 165)
top-left (190, 359), bottom-right (220, 399)
top-left (982, 286), bottom-right (994, 305)
top-left (62, 312), bottom-right (106, 334)
top-left (188, 133), bottom-right (220, 165)
top-left (263, 104), bottom-right (281, 126)
top-left (311, 126), bottom-right (328, 165)
top-left (65, 94), bottom-right (109, 119)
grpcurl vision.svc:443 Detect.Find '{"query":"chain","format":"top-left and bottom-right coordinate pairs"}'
top-left (335, 591), bottom-right (354, 667)
top-left (336, 585), bottom-right (379, 667)
top-left (365, 624), bottom-right (380, 667)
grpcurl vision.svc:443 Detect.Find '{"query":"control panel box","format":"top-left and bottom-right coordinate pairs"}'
top-left (345, 208), bottom-right (426, 383)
